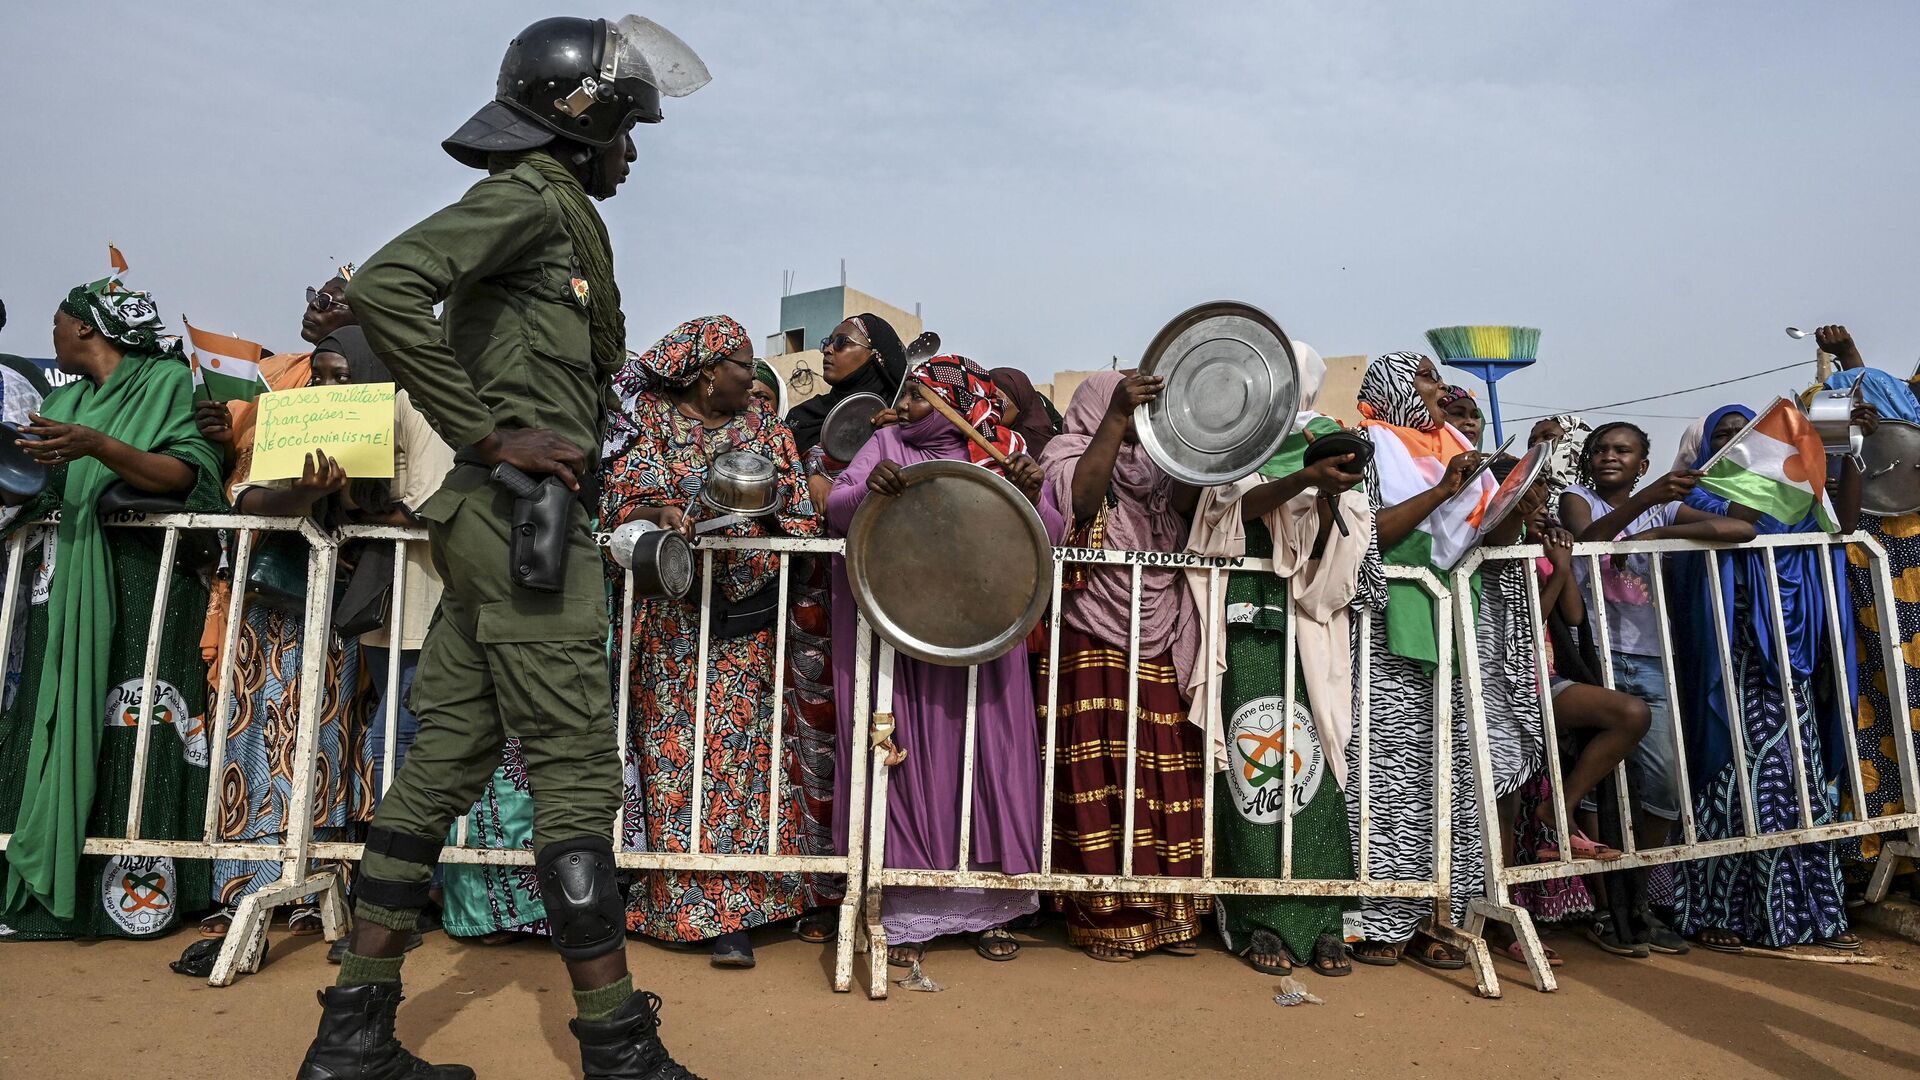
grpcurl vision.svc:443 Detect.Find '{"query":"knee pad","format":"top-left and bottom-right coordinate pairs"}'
top-left (353, 827), bottom-right (445, 910)
top-left (536, 835), bottom-right (625, 962)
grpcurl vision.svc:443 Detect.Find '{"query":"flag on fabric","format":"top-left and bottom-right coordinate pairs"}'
top-left (1699, 396), bottom-right (1838, 531)
top-left (1359, 420), bottom-right (1496, 569)
top-left (108, 244), bottom-right (128, 276)
top-left (182, 318), bottom-right (270, 402)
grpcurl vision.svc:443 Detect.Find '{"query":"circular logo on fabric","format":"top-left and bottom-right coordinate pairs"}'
top-left (101, 855), bottom-right (176, 937)
top-left (102, 679), bottom-right (204, 766)
top-left (1226, 695), bottom-right (1323, 825)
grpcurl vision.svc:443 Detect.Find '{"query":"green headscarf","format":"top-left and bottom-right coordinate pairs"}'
top-left (59, 278), bottom-right (175, 356)
top-left (0, 309), bottom-right (223, 922)
top-left (753, 359), bottom-right (786, 414)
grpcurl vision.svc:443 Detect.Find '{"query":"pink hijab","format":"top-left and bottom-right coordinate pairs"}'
top-left (1040, 371), bottom-right (1197, 663)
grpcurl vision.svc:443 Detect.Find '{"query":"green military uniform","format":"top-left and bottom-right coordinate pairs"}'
top-left (347, 158), bottom-right (618, 883)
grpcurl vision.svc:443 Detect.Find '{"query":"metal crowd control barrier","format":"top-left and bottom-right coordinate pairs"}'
top-left (1454, 532), bottom-right (1920, 992)
top-left (306, 529), bottom-right (874, 993)
top-left (0, 511), bottom-right (341, 987)
top-left (859, 549), bottom-right (1499, 999)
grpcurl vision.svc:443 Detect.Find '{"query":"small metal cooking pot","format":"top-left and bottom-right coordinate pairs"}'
top-left (607, 519), bottom-right (694, 599)
top-left (1806, 386), bottom-right (1862, 459)
top-left (700, 450), bottom-right (778, 517)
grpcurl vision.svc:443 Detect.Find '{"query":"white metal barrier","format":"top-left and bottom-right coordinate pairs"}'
top-left (0, 511), bottom-right (342, 986)
top-left (858, 549), bottom-right (1500, 999)
top-left (305, 529), bottom-right (874, 993)
top-left (1454, 532), bottom-right (1920, 992)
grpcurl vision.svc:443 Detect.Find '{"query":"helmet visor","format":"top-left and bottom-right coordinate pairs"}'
top-left (603, 15), bottom-right (712, 98)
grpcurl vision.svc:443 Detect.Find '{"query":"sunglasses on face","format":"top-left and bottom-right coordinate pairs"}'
top-left (305, 286), bottom-right (348, 313)
top-left (819, 333), bottom-right (871, 354)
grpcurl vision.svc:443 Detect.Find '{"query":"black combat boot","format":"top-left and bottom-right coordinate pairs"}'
top-left (296, 983), bottom-right (475, 1079)
top-left (569, 990), bottom-right (703, 1079)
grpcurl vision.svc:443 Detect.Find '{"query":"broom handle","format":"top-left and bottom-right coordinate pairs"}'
top-left (915, 384), bottom-right (1014, 467)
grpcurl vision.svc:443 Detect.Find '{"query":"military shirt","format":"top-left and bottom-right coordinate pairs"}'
top-left (348, 161), bottom-right (600, 456)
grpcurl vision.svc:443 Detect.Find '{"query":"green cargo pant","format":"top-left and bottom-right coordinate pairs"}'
top-left (360, 466), bottom-right (619, 889)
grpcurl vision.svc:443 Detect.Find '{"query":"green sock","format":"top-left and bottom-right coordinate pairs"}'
top-left (572, 974), bottom-right (633, 1022)
top-left (337, 951), bottom-right (405, 988)
top-left (352, 900), bottom-right (419, 933)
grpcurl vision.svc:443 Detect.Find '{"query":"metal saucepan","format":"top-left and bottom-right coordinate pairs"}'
top-left (1805, 386), bottom-right (1862, 459)
top-left (700, 450), bottom-right (778, 517)
top-left (606, 519), bottom-right (694, 599)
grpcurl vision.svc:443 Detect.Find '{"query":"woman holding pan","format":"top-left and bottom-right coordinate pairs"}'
top-left (827, 355), bottom-right (1063, 968)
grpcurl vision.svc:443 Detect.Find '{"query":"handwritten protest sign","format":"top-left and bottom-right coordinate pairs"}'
top-left (251, 382), bottom-right (396, 480)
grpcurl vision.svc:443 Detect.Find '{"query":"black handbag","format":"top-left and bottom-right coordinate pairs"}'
top-left (333, 541), bottom-right (395, 637)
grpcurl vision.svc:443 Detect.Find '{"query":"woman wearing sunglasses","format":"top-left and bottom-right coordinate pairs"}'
top-left (784, 313), bottom-right (907, 461)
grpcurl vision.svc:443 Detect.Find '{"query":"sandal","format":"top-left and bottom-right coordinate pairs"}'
top-left (1536, 829), bottom-right (1623, 862)
top-left (1308, 932), bottom-right (1351, 977)
top-left (794, 912), bottom-right (835, 945)
top-left (1244, 930), bottom-right (1292, 976)
top-left (1083, 944), bottom-right (1135, 963)
top-left (1692, 927), bottom-right (1744, 954)
top-left (1817, 932), bottom-right (1862, 952)
top-left (198, 907), bottom-right (235, 939)
top-left (1158, 940), bottom-right (1198, 957)
top-left (1501, 940), bottom-right (1564, 968)
top-left (1347, 939), bottom-right (1401, 967)
top-left (1587, 912), bottom-right (1651, 957)
top-left (1408, 932), bottom-right (1467, 971)
top-left (886, 944), bottom-right (924, 968)
top-left (287, 906), bottom-right (324, 936)
top-left (975, 928), bottom-right (1020, 961)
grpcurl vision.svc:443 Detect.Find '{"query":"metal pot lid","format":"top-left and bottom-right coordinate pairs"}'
top-left (1134, 301), bottom-right (1300, 487)
top-left (0, 425), bottom-right (48, 501)
top-left (1860, 419), bottom-right (1920, 517)
top-left (845, 459), bottom-right (1052, 666)
top-left (1474, 438), bottom-right (1554, 544)
top-left (821, 392), bottom-right (884, 465)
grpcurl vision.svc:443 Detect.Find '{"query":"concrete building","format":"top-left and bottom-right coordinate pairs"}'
top-left (763, 284), bottom-right (923, 408)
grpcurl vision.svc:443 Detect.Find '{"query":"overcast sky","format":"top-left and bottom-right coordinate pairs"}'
top-left (4, 1), bottom-right (1917, 452)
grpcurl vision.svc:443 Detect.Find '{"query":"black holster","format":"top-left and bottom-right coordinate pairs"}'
top-left (491, 462), bottom-right (571, 593)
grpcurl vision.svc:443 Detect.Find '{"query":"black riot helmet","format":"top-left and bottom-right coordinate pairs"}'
top-left (444, 15), bottom-right (710, 170)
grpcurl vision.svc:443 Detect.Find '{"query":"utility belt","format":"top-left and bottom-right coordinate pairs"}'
top-left (453, 449), bottom-right (598, 594)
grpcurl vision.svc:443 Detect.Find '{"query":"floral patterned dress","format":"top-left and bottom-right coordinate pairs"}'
top-left (603, 393), bottom-right (822, 941)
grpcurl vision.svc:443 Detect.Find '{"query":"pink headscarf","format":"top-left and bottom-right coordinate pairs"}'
top-left (1039, 371), bottom-right (1196, 663)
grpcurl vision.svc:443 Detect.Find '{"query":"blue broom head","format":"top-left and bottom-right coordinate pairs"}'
top-left (1425, 326), bottom-right (1541, 362)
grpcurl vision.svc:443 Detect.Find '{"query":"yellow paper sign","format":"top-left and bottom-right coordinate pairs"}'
top-left (250, 382), bottom-right (396, 481)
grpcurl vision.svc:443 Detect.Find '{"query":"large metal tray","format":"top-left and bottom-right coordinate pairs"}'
top-left (1134, 301), bottom-right (1300, 487)
top-left (844, 459), bottom-right (1051, 666)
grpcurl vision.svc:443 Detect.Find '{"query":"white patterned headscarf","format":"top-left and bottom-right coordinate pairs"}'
top-left (1358, 351), bottom-right (1437, 431)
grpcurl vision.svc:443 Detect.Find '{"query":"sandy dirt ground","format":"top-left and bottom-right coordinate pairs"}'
top-left (2, 919), bottom-right (1917, 1079)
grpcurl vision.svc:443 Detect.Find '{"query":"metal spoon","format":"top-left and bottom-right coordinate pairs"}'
top-left (1786, 326), bottom-right (1815, 340)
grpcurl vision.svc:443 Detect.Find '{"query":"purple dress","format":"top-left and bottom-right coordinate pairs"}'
top-left (827, 413), bottom-right (1066, 943)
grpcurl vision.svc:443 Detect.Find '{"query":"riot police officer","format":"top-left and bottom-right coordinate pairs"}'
top-left (297, 16), bottom-right (709, 1080)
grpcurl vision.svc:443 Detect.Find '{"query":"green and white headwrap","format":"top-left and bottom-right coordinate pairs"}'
top-left (59, 277), bottom-right (169, 353)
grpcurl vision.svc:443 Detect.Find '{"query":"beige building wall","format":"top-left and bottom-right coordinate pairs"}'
top-left (840, 288), bottom-right (923, 343)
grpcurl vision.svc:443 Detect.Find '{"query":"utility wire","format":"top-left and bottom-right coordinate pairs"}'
top-left (1505, 359), bottom-right (1810, 423)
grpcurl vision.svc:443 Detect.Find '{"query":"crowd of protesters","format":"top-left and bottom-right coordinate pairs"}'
top-left (0, 273), bottom-right (1914, 985)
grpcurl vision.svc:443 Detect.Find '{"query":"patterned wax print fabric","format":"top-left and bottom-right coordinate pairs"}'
top-left (211, 608), bottom-right (373, 905)
top-left (1039, 627), bottom-right (1205, 954)
top-left (0, 527), bottom-right (214, 940)
top-left (441, 740), bottom-right (551, 940)
top-left (1213, 521), bottom-right (1357, 962)
top-left (1842, 514), bottom-right (1920, 874)
top-left (906, 355), bottom-right (1024, 471)
top-left (602, 392), bottom-right (821, 940)
top-left (1510, 773), bottom-right (1597, 922)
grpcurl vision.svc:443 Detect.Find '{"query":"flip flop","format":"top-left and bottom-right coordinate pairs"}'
top-left (1502, 940), bottom-right (1564, 968)
top-left (886, 944), bottom-right (923, 969)
top-left (1083, 944), bottom-right (1135, 963)
top-left (1536, 829), bottom-right (1623, 862)
top-left (975, 928), bottom-right (1020, 961)
top-left (198, 908), bottom-right (235, 939)
top-left (1693, 929), bottom-right (1745, 954)
top-left (1309, 933), bottom-right (1352, 977)
top-left (1245, 930), bottom-right (1291, 976)
top-left (1158, 940), bottom-right (1198, 957)
top-left (1409, 935), bottom-right (1467, 971)
top-left (793, 913), bottom-right (834, 945)
top-left (1816, 934), bottom-right (1862, 952)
